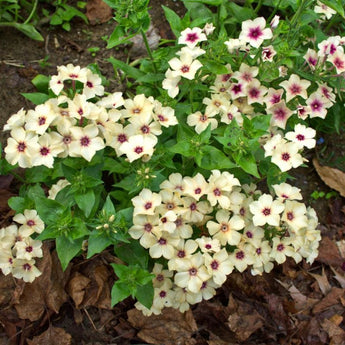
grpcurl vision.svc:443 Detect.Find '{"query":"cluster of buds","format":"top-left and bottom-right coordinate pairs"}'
top-left (130, 172), bottom-right (320, 315)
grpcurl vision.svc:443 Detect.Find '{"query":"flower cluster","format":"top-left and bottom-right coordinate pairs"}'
top-left (163, 19), bottom-right (338, 145)
top-left (3, 64), bottom-right (178, 167)
top-left (162, 26), bottom-right (208, 97)
top-left (0, 210), bottom-right (44, 283)
top-left (129, 172), bottom-right (320, 315)
top-left (263, 123), bottom-right (316, 172)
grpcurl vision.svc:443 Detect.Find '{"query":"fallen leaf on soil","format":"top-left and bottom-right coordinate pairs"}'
top-left (312, 287), bottom-right (345, 314)
top-left (0, 274), bottom-right (16, 307)
top-left (15, 245), bottom-right (70, 321)
top-left (308, 266), bottom-right (332, 295)
top-left (313, 158), bottom-right (345, 197)
top-left (265, 293), bottom-right (291, 332)
top-left (288, 284), bottom-right (317, 311)
top-left (127, 307), bottom-right (197, 345)
top-left (299, 318), bottom-right (328, 344)
top-left (86, 0), bottom-right (112, 25)
top-left (27, 326), bottom-right (72, 345)
top-left (227, 294), bottom-right (264, 342)
top-left (79, 263), bottom-right (112, 309)
top-left (67, 272), bottom-right (91, 308)
top-left (321, 318), bottom-right (345, 345)
top-left (336, 240), bottom-right (345, 257)
top-left (330, 266), bottom-right (345, 288)
top-left (317, 236), bottom-right (343, 267)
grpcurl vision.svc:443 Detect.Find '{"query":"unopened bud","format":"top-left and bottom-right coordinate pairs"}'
top-left (103, 223), bottom-right (109, 229)
top-left (109, 215), bottom-right (115, 222)
top-left (270, 15), bottom-right (280, 29)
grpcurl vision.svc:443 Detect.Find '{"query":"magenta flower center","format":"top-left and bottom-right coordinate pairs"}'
top-left (86, 81), bottom-right (93, 88)
top-left (134, 146), bottom-right (143, 154)
top-left (181, 65), bottom-right (190, 73)
top-left (177, 250), bottom-right (185, 258)
top-left (17, 142), bottom-right (26, 152)
top-left (262, 207), bottom-right (271, 216)
top-left (80, 136), bottom-right (90, 147)
top-left (281, 152), bottom-right (290, 161)
top-left (186, 32), bottom-right (198, 43)
top-left (117, 134), bottom-right (127, 143)
top-left (248, 27), bottom-right (262, 40)
top-left (210, 260), bottom-right (219, 270)
top-left (144, 223), bottom-right (152, 232)
top-left (23, 263), bottom-right (31, 271)
top-left (38, 117), bottom-right (46, 126)
top-left (194, 187), bottom-right (202, 195)
top-left (144, 202), bottom-right (152, 210)
top-left (236, 251), bottom-right (245, 260)
top-left (277, 243), bottom-right (285, 252)
top-left (40, 147), bottom-right (50, 156)
top-left (189, 267), bottom-right (198, 276)
top-left (26, 246), bottom-right (33, 253)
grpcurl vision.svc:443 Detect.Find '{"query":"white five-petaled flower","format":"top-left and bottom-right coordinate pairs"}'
top-left (285, 124), bottom-right (316, 149)
top-left (271, 141), bottom-right (304, 172)
top-left (178, 27), bottom-right (207, 49)
top-left (168, 52), bottom-right (203, 80)
top-left (69, 124), bottom-right (105, 161)
top-left (174, 252), bottom-right (210, 293)
top-left (187, 111), bottom-right (218, 134)
top-left (5, 128), bottom-right (39, 168)
top-left (279, 74), bottom-right (311, 102)
top-left (249, 194), bottom-right (284, 227)
top-left (119, 134), bottom-right (157, 162)
top-left (132, 188), bottom-right (162, 217)
top-left (239, 17), bottom-right (273, 48)
top-left (207, 209), bottom-right (244, 246)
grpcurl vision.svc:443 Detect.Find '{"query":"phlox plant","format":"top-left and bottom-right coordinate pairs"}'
top-left (1, 0), bottom-right (345, 314)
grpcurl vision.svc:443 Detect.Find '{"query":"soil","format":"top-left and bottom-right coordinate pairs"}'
top-left (0, 1), bottom-right (345, 344)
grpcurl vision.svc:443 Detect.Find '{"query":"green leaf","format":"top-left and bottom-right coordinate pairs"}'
top-left (75, 189), bottom-right (95, 217)
top-left (103, 195), bottom-right (116, 215)
top-left (169, 140), bottom-right (195, 157)
top-left (107, 57), bottom-right (145, 79)
top-left (162, 5), bottom-right (182, 38)
top-left (8, 197), bottom-right (28, 213)
top-left (56, 235), bottom-right (84, 271)
top-left (204, 61), bottom-right (229, 75)
top-left (60, 4), bottom-right (88, 22)
top-left (235, 153), bottom-right (260, 178)
top-left (31, 74), bottom-right (50, 93)
top-left (197, 146), bottom-right (235, 170)
top-left (87, 231), bottom-right (113, 258)
top-left (13, 23), bottom-right (44, 41)
top-left (34, 197), bottom-right (66, 225)
top-left (114, 240), bottom-right (149, 268)
top-left (113, 174), bottom-right (140, 193)
top-left (25, 166), bottom-right (52, 183)
top-left (103, 157), bottom-right (130, 174)
top-left (21, 92), bottom-right (50, 105)
top-left (135, 281), bottom-right (154, 309)
top-left (111, 281), bottom-right (131, 307)
top-left (70, 217), bottom-right (90, 239)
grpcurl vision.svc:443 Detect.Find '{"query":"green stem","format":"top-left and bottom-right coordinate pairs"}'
top-left (140, 28), bottom-right (157, 73)
top-left (254, 0), bottom-right (263, 14)
top-left (24, 0), bottom-right (38, 24)
top-left (267, 0), bottom-right (283, 23)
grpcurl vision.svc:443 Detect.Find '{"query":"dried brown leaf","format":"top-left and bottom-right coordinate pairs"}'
top-left (330, 266), bottom-right (345, 289)
top-left (67, 272), bottom-right (91, 308)
top-left (228, 310), bottom-right (264, 342)
top-left (308, 266), bottom-right (332, 295)
top-left (317, 236), bottom-right (343, 267)
top-left (313, 158), bottom-right (345, 197)
top-left (312, 287), bottom-right (345, 314)
top-left (336, 240), bottom-right (345, 257)
top-left (127, 307), bottom-right (197, 345)
top-left (86, 0), bottom-right (112, 25)
top-left (0, 274), bottom-right (16, 307)
top-left (14, 245), bottom-right (70, 321)
top-left (321, 318), bottom-right (345, 345)
top-left (27, 326), bottom-right (72, 345)
top-left (81, 264), bottom-right (112, 309)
